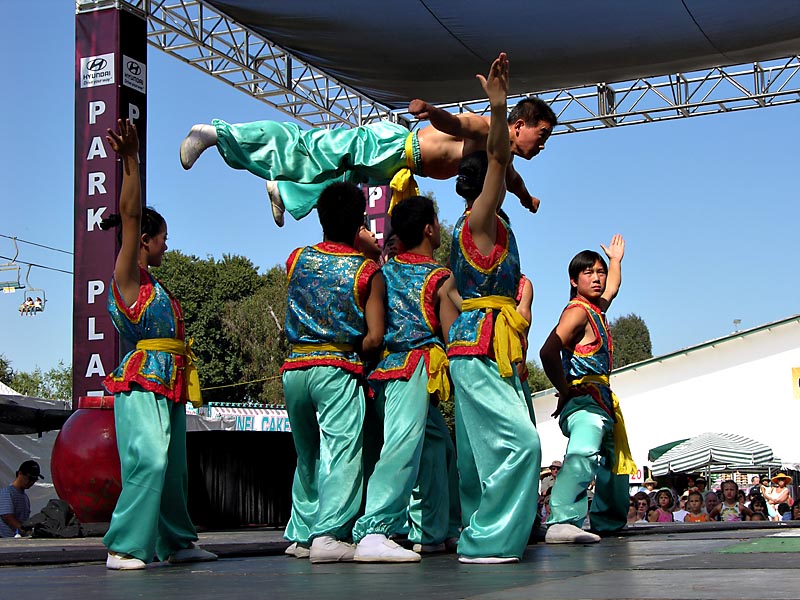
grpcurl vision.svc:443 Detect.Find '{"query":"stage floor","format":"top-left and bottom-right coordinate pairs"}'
top-left (1, 524), bottom-right (798, 599)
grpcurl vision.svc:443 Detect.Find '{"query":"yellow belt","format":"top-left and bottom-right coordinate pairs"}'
top-left (381, 344), bottom-right (450, 403)
top-left (461, 295), bottom-right (529, 378)
top-left (425, 345), bottom-right (451, 404)
top-left (136, 338), bottom-right (202, 408)
top-left (387, 133), bottom-right (421, 215)
top-left (292, 342), bottom-right (354, 354)
top-left (569, 374), bottom-right (637, 476)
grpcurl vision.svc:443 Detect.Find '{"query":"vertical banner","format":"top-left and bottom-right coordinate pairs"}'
top-left (74, 6), bottom-right (147, 397)
top-left (364, 185), bottom-right (390, 248)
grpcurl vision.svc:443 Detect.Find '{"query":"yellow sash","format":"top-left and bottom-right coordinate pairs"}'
top-left (136, 338), bottom-right (202, 408)
top-left (569, 374), bottom-right (637, 476)
top-left (461, 296), bottom-right (529, 378)
top-left (292, 342), bottom-right (355, 354)
top-left (425, 345), bottom-right (451, 403)
top-left (387, 134), bottom-right (421, 215)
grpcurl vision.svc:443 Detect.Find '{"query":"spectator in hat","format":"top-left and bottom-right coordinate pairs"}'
top-left (694, 477), bottom-right (707, 494)
top-left (638, 476), bottom-right (658, 496)
top-left (765, 473), bottom-right (793, 520)
top-left (539, 460), bottom-right (562, 498)
top-left (0, 460), bottom-right (43, 538)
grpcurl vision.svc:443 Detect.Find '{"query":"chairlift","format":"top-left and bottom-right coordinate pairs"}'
top-left (19, 265), bottom-right (46, 316)
top-left (1, 237), bottom-right (25, 293)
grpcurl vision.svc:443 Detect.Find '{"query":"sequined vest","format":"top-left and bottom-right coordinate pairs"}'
top-left (447, 212), bottom-right (521, 357)
top-left (561, 298), bottom-right (614, 414)
top-left (369, 252), bottom-right (450, 381)
top-left (104, 267), bottom-right (187, 402)
top-left (282, 242), bottom-right (379, 374)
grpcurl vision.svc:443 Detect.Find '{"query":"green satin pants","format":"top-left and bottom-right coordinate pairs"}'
top-left (103, 388), bottom-right (197, 562)
top-left (283, 367), bottom-right (365, 543)
top-left (547, 395), bottom-right (629, 533)
top-left (451, 357), bottom-right (541, 559)
top-left (352, 362), bottom-right (429, 541)
top-left (407, 402), bottom-right (461, 545)
top-left (214, 119), bottom-right (409, 220)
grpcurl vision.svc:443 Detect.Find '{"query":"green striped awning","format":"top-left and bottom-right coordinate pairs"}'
top-left (651, 432), bottom-right (774, 476)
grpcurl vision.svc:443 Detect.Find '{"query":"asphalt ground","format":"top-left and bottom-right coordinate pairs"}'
top-left (1, 522), bottom-right (798, 599)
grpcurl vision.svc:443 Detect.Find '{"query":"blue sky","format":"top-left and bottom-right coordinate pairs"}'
top-left (2, 2), bottom-right (799, 379)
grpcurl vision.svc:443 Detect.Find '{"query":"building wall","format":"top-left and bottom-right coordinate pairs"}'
top-left (532, 317), bottom-right (800, 481)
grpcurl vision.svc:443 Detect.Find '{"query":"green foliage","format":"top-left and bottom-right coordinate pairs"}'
top-left (433, 220), bottom-right (454, 268)
top-left (525, 360), bottom-right (552, 393)
top-left (0, 354), bottom-right (13, 386)
top-left (221, 266), bottom-right (289, 404)
top-left (609, 313), bottom-right (653, 368)
top-left (152, 251), bottom-right (267, 403)
top-left (9, 360), bottom-right (72, 400)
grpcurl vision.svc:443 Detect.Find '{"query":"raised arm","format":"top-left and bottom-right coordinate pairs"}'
top-left (408, 99), bottom-right (490, 140)
top-left (598, 234), bottom-right (624, 312)
top-left (106, 119), bottom-right (143, 307)
top-left (539, 307), bottom-right (587, 417)
top-left (468, 52), bottom-right (511, 254)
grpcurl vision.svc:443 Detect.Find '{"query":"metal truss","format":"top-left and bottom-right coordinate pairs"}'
top-left (86, 1), bottom-right (800, 135)
top-left (415, 56), bottom-right (800, 136)
top-left (106, 0), bottom-right (401, 128)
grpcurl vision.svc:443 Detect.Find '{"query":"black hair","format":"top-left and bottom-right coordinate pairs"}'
top-left (567, 250), bottom-right (607, 298)
top-left (390, 195), bottom-right (436, 249)
top-left (508, 97), bottom-right (558, 127)
top-left (455, 150), bottom-right (488, 203)
top-left (100, 207), bottom-right (166, 245)
top-left (317, 182), bottom-right (366, 244)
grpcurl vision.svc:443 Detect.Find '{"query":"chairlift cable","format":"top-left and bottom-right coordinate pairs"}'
top-left (0, 255), bottom-right (72, 275)
top-left (0, 234), bottom-right (72, 256)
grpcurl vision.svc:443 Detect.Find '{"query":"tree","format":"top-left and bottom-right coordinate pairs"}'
top-left (0, 354), bottom-right (13, 386)
top-left (525, 360), bottom-right (552, 393)
top-left (222, 266), bottom-right (288, 404)
top-left (433, 220), bottom-right (454, 268)
top-left (152, 250), bottom-right (267, 403)
top-left (9, 361), bottom-right (72, 400)
top-left (609, 313), bottom-right (653, 368)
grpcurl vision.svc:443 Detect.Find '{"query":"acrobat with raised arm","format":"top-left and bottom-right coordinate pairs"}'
top-left (179, 85), bottom-right (556, 226)
top-left (538, 235), bottom-right (637, 544)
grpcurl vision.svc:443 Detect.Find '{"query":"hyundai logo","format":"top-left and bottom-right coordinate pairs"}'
top-left (127, 61), bottom-right (141, 76)
top-left (87, 57), bottom-right (108, 71)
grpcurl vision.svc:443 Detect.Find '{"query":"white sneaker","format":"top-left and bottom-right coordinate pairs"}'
top-left (266, 180), bottom-right (285, 227)
top-left (168, 542), bottom-right (218, 563)
top-left (309, 535), bottom-right (356, 564)
top-left (458, 555), bottom-right (519, 564)
top-left (179, 124), bottom-right (218, 169)
top-left (106, 552), bottom-right (146, 570)
top-left (545, 523), bottom-right (601, 544)
top-left (355, 534), bottom-right (421, 563)
top-left (284, 541), bottom-right (310, 558)
top-left (412, 542), bottom-right (446, 554)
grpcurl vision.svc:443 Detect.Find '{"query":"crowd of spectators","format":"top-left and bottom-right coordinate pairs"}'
top-left (626, 472), bottom-right (797, 524)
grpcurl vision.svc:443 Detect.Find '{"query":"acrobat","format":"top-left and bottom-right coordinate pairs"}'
top-left (180, 95), bottom-right (556, 226)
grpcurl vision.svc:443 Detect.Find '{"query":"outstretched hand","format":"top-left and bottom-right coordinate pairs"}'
top-left (477, 52), bottom-right (509, 103)
top-left (600, 234), bottom-right (625, 261)
top-left (106, 118), bottom-right (139, 158)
